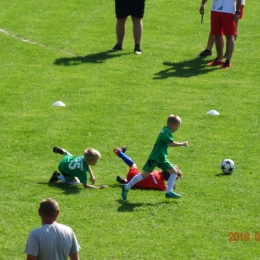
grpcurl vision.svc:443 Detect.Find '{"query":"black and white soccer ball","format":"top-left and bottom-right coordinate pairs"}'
top-left (220, 159), bottom-right (235, 175)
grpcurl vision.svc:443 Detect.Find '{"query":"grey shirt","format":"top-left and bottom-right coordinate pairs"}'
top-left (25, 223), bottom-right (80, 260)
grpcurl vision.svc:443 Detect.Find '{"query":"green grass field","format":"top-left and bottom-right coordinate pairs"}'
top-left (1, 0), bottom-right (260, 259)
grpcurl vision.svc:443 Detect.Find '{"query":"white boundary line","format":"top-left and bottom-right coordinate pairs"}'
top-left (0, 27), bottom-right (77, 56)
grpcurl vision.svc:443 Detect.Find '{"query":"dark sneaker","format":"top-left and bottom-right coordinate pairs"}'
top-left (110, 44), bottom-right (123, 52)
top-left (49, 171), bottom-right (61, 182)
top-left (207, 57), bottom-right (224, 66)
top-left (220, 61), bottom-right (231, 69)
top-left (198, 49), bottom-right (212, 57)
top-left (120, 146), bottom-right (127, 153)
top-left (53, 147), bottom-right (66, 155)
top-left (121, 184), bottom-right (129, 200)
top-left (134, 48), bottom-right (142, 55)
top-left (113, 146), bottom-right (127, 154)
top-left (116, 176), bottom-right (128, 184)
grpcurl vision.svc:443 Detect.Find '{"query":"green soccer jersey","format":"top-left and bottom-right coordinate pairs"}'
top-left (58, 156), bottom-right (89, 184)
top-left (148, 126), bottom-right (173, 163)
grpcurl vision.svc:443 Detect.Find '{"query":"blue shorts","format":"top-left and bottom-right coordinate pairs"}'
top-left (115, 0), bottom-right (145, 18)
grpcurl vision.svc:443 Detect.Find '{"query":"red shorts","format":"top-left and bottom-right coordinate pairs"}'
top-left (211, 11), bottom-right (237, 36)
top-left (127, 166), bottom-right (139, 182)
top-left (127, 166), bottom-right (166, 190)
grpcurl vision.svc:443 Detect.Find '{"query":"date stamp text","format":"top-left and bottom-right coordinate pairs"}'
top-left (229, 232), bottom-right (260, 242)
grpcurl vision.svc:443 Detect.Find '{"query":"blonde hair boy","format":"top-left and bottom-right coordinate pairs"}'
top-left (50, 147), bottom-right (107, 189)
top-left (121, 114), bottom-right (188, 200)
top-left (84, 148), bottom-right (101, 165)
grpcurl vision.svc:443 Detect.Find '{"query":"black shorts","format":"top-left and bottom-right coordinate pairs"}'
top-left (115, 0), bottom-right (145, 19)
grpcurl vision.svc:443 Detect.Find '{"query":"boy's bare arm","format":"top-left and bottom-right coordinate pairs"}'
top-left (83, 183), bottom-right (108, 189)
top-left (84, 166), bottom-right (108, 189)
top-left (88, 166), bottom-right (96, 184)
top-left (169, 141), bottom-right (188, 147)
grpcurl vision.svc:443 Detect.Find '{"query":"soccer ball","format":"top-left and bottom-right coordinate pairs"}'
top-left (220, 159), bottom-right (235, 174)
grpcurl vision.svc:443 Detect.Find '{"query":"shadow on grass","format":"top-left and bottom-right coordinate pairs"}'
top-left (53, 51), bottom-right (130, 66)
top-left (154, 57), bottom-right (216, 79)
top-left (38, 182), bottom-right (81, 195)
top-left (215, 173), bottom-right (232, 177)
top-left (112, 183), bottom-right (168, 191)
top-left (110, 183), bottom-right (124, 188)
top-left (117, 200), bottom-right (176, 212)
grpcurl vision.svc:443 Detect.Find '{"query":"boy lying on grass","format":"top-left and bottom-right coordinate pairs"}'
top-left (114, 146), bottom-right (183, 190)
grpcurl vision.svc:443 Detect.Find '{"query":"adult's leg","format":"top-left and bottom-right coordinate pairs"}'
top-left (116, 17), bottom-right (127, 44)
top-left (206, 32), bottom-right (216, 51)
top-left (225, 35), bottom-right (235, 61)
top-left (131, 16), bottom-right (143, 45)
top-left (220, 12), bottom-right (236, 65)
top-left (215, 35), bottom-right (224, 61)
top-left (206, 11), bottom-right (224, 64)
top-left (199, 32), bottom-right (215, 56)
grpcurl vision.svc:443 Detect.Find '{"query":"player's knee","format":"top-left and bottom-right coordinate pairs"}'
top-left (68, 177), bottom-right (80, 185)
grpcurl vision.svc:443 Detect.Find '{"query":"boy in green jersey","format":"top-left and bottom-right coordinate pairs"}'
top-left (121, 114), bottom-right (188, 200)
top-left (50, 147), bottom-right (108, 189)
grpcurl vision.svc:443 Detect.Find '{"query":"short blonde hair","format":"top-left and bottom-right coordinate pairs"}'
top-left (167, 114), bottom-right (182, 126)
top-left (84, 148), bottom-right (101, 163)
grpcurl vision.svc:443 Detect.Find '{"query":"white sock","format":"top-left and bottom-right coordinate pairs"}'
top-left (65, 150), bottom-right (72, 156)
top-left (166, 174), bottom-right (177, 193)
top-left (68, 177), bottom-right (80, 185)
top-left (67, 181), bottom-right (80, 185)
top-left (57, 175), bottom-right (66, 182)
top-left (125, 174), bottom-right (143, 190)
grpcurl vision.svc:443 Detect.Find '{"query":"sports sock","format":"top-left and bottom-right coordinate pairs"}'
top-left (117, 151), bottom-right (134, 167)
top-left (67, 179), bottom-right (80, 185)
top-left (166, 174), bottom-right (177, 193)
top-left (63, 149), bottom-right (72, 156)
top-left (67, 182), bottom-right (79, 185)
top-left (135, 44), bottom-right (140, 49)
top-left (67, 177), bottom-right (80, 185)
top-left (125, 174), bottom-right (143, 190)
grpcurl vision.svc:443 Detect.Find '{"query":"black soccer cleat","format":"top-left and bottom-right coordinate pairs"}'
top-left (113, 146), bottom-right (127, 154)
top-left (49, 171), bottom-right (61, 182)
top-left (120, 146), bottom-right (127, 153)
top-left (53, 147), bottom-right (66, 155)
top-left (116, 176), bottom-right (128, 184)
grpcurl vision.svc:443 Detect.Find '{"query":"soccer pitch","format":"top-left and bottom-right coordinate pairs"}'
top-left (0, 0), bottom-right (260, 259)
